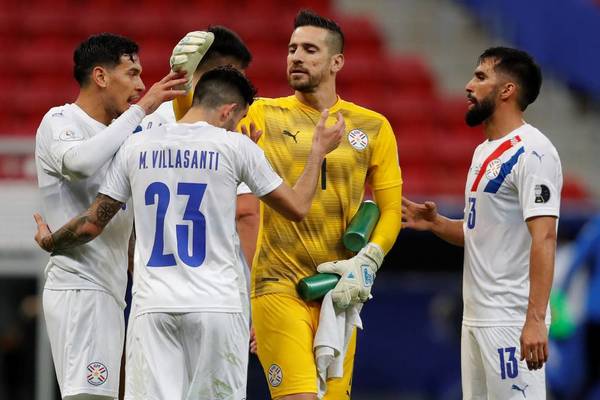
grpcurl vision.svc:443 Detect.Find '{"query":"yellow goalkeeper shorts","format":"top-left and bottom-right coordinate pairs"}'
top-left (251, 293), bottom-right (356, 399)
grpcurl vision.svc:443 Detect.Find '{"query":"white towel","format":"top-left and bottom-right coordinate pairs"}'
top-left (313, 292), bottom-right (363, 399)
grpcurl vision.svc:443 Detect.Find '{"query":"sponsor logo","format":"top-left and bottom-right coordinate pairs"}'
top-left (485, 158), bottom-right (502, 180)
top-left (347, 129), bottom-right (368, 151)
top-left (282, 129), bottom-right (299, 143)
top-left (534, 184), bottom-right (550, 203)
top-left (511, 383), bottom-right (528, 398)
top-left (532, 150), bottom-right (545, 163)
top-left (268, 364), bottom-right (283, 387)
top-left (51, 111), bottom-right (64, 118)
top-left (86, 362), bottom-right (108, 386)
top-left (361, 265), bottom-right (374, 287)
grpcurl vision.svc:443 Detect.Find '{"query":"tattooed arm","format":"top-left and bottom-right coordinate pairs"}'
top-left (34, 194), bottom-right (124, 252)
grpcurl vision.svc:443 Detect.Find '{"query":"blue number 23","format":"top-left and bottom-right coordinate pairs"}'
top-left (145, 181), bottom-right (207, 268)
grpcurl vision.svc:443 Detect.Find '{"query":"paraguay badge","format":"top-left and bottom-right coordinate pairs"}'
top-left (485, 158), bottom-right (502, 180)
top-left (87, 362), bottom-right (108, 386)
top-left (347, 129), bottom-right (368, 151)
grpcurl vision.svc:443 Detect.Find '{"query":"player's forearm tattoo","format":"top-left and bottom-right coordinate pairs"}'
top-left (49, 194), bottom-right (124, 251)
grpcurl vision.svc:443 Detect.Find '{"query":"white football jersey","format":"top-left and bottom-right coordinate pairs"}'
top-left (462, 123), bottom-right (562, 327)
top-left (139, 101), bottom-right (174, 131)
top-left (35, 104), bottom-right (133, 308)
top-left (100, 121), bottom-right (282, 315)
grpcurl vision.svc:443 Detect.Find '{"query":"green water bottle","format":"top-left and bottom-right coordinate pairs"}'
top-left (342, 200), bottom-right (381, 252)
top-left (297, 200), bottom-right (381, 301)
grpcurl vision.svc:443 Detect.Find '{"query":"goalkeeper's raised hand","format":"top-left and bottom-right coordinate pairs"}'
top-left (316, 243), bottom-right (384, 309)
top-left (170, 31), bottom-right (215, 92)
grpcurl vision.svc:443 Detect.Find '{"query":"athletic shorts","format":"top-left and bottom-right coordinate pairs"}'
top-left (43, 288), bottom-right (124, 398)
top-left (461, 324), bottom-right (547, 399)
top-left (252, 294), bottom-right (356, 399)
top-left (127, 311), bottom-right (248, 400)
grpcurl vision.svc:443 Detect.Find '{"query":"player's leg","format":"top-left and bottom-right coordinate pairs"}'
top-left (182, 312), bottom-right (249, 400)
top-left (252, 294), bottom-right (320, 399)
top-left (461, 324), bottom-right (488, 400)
top-left (476, 326), bottom-right (546, 400)
top-left (130, 313), bottom-right (185, 400)
top-left (63, 395), bottom-right (114, 400)
top-left (123, 296), bottom-right (138, 400)
top-left (322, 328), bottom-right (356, 400)
top-left (43, 289), bottom-right (124, 399)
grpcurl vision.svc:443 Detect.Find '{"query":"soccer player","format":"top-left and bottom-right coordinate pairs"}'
top-left (33, 66), bottom-right (345, 400)
top-left (238, 10), bottom-right (403, 400)
top-left (402, 47), bottom-right (562, 399)
top-left (34, 33), bottom-right (188, 399)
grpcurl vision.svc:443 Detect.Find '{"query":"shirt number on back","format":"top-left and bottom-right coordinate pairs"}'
top-left (467, 197), bottom-right (477, 229)
top-left (145, 182), bottom-right (207, 267)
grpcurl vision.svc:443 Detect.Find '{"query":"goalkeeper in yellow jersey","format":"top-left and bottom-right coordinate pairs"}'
top-left (237, 10), bottom-right (403, 400)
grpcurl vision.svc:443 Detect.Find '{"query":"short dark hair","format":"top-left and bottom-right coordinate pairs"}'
top-left (73, 33), bottom-right (139, 87)
top-left (193, 66), bottom-right (257, 109)
top-left (201, 25), bottom-right (252, 69)
top-left (294, 9), bottom-right (344, 54)
top-left (479, 46), bottom-right (542, 111)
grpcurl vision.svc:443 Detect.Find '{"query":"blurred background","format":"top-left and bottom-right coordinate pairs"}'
top-left (0, 0), bottom-right (599, 399)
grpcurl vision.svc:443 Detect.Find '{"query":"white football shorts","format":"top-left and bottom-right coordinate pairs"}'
top-left (461, 324), bottom-right (547, 400)
top-left (43, 288), bottom-right (124, 398)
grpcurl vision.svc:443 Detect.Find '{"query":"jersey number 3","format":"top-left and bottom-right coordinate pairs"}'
top-left (467, 197), bottom-right (476, 229)
top-left (145, 181), bottom-right (207, 268)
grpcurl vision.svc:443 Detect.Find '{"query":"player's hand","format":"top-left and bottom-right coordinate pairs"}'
top-left (33, 213), bottom-right (54, 252)
top-left (520, 318), bottom-right (549, 370)
top-left (240, 122), bottom-right (263, 143)
top-left (136, 71), bottom-right (188, 115)
top-left (317, 243), bottom-right (384, 309)
top-left (170, 31), bottom-right (215, 92)
top-left (312, 110), bottom-right (344, 156)
top-left (402, 197), bottom-right (439, 231)
top-left (249, 325), bottom-right (257, 354)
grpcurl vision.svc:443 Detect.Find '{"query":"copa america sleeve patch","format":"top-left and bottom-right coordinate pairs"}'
top-left (534, 184), bottom-right (551, 203)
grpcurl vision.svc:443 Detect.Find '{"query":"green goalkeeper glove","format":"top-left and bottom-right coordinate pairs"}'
top-left (316, 242), bottom-right (384, 309)
top-left (170, 31), bottom-right (215, 92)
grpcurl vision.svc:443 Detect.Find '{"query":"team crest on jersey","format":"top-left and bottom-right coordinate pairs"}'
top-left (268, 364), bottom-right (283, 387)
top-left (86, 362), bottom-right (108, 386)
top-left (59, 129), bottom-right (83, 142)
top-left (347, 129), bottom-right (368, 151)
top-left (485, 158), bottom-right (502, 180)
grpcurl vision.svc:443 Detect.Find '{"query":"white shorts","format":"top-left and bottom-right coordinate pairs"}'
top-left (43, 289), bottom-right (125, 398)
top-left (127, 311), bottom-right (249, 400)
top-left (461, 324), bottom-right (546, 400)
top-left (123, 296), bottom-right (139, 400)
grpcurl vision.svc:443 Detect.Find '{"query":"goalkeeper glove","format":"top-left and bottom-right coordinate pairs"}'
top-left (170, 31), bottom-right (215, 92)
top-left (316, 242), bottom-right (384, 309)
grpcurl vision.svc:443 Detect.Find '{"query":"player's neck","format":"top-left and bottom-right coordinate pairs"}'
top-left (294, 85), bottom-right (338, 112)
top-left (483, 108), bottom-right (525, 141)
top-left (74, 92), bottom-right (113, 126)
top-left (179, 107), bottom-right (219, 127)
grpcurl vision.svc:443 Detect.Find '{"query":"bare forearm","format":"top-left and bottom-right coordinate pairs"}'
top-left (291, 149), bottom-right (326, 215)
top-left (527, 235), bottom-right (556, 321)
top-left (44, 213), bottom-right (101, 251)
top-left (431, 216), bottom-right (465, 247)
top-left (237, 215), bottom-right (259, 267)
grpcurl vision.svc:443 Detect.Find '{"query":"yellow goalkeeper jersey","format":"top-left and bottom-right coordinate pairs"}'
top-left (242, 95), bottom-right (402, 298)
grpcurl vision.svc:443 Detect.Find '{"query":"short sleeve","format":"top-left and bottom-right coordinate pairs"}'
top-left (37, 116), bottom-right (86, 177)
top-left (237, 135), bottom-right (282, 197)
top-left (236, 183), bottom-right (252, 195)
top-left (517, 146), bottom-right (562, 220)
top-left (367, 117), bottom-right (403, 190)
top-left (99, 146), bottom-right (131, 203)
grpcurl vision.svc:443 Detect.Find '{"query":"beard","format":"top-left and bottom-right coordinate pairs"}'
top-left (287, 71), bottom-right (322, 93)
top-left (465, 92), bottom-right (497, 127)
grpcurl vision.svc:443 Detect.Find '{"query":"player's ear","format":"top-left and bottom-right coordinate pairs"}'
top-left (331, 53), bottom-right (344, 74)
top-left (220, 103), bottom-right (238, 121)
top-left (500, 81), bottom-right (516, 101)
top-left (91, 66), bottom-right (109, 88)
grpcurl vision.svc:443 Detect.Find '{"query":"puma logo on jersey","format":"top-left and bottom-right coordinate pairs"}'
top-left (532, 150), bottom-right (545, 163)
top-left (282, 129), bottom-right (299, 143)
top-left (511, 384), bottom-right (528, 398)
